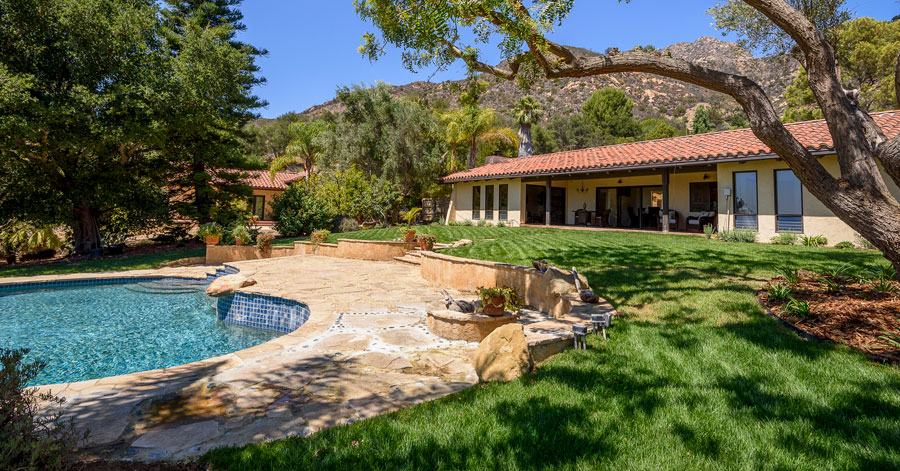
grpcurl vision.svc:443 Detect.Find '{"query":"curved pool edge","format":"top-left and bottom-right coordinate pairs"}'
top-left (0, 263), bottom-right (326, 396)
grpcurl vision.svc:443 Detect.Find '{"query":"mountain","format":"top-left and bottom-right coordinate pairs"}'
top-left (298, 37), bottom-right (799, 125)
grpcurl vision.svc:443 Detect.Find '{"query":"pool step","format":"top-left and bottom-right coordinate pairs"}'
top-left (124, 281), bottom-right (206, 295)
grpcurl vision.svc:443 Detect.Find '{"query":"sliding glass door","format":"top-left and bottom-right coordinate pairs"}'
top-left (733, 171), bottom-right (758, 230)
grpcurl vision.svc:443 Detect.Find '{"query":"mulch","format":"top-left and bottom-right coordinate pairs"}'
top-left (759, 271), bottom-right (900, 363)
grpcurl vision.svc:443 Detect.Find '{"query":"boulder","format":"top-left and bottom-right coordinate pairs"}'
top-left (206, 274), bottom-right (256, 297)
top-left (473, 323), bottom-right (533, 382)
top-left (542, 266), bottom-right (589, 297)
top-left (450, 239), bottom-right (473, 248)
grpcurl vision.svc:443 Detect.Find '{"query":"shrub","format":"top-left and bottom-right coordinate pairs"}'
top-left (702, 224), bottom-right (715, 239)
top-left (717, 229), bottom-right (757, 243)
top-left (271, 181), bottom-right (332, 237)
top-left (497, 221), bottom-right (506, 228)
top-left (835, 241), bottom-right (855, 250)
top-left (767, 283), bottom-right (792, 302)
top-left (868, 263), bottom-right (897, 281)
top-left (231, 225), bottom-right (251, 245)
top-left (784, 298), bottom-right (812, 319)
top-left (310, 229), bottom-right (331, 245)
top-left (462, 220), bottom-right (474, 226)
top-left (775, 266), bottom-right (801, 284)
top-left (854, 233), bottom-right (877, 250)
top-left (870, 278), bottom-right (899, 294)
top-left (256, 232), bottom-right (275, 253)
top-left (1, 348), bottom-right (84, 471)
top-left (800, 235), bottom-right (828, 247)
top-left (336, 217), bottom-right (359, 233)
top-left (771, 232), bottom-right (799, 246)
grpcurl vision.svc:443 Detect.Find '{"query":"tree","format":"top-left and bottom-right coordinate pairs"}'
top-left (784, 16), bottom-right (900, 122)
top-left (692, 105), bottom-right (713, 134)
top-left (441, 106), bottom-right (518, 168)
top-left (582, 87), bottom-right (641, 142)
top-left (269, 120), bottom-right (327, 179)
top-left (269, 179), bottom-right (331, 237)
top-left (512, 96), bottom-right (544, 156)
top-left (640, 118), bottom-right (686, 140)
top-left (162, 0), bottom-right (265, 224)
top-left (317, 84), bottom-right (445, 200)
top-left (356, 0), bottom-right (900, 277)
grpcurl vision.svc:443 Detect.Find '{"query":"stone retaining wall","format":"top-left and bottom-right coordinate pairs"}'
top-left (418, 252), bottom-right (576, 318)
top-left (205, 245), bottom-right (296, 265)
top-left (292, 239), bottom-right (412, 261)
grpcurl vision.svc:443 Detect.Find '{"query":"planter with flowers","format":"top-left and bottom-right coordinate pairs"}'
top-left (198, 223), bottom-right (223, 246)
top-left (418, 234), bottom-right (437, 251)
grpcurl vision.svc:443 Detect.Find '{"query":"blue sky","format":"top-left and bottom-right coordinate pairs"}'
top-left (238, 1), bottom-right (897, 118)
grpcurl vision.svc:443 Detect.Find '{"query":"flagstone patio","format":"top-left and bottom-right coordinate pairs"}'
top-left (23, 256), bottom-right (483, 461)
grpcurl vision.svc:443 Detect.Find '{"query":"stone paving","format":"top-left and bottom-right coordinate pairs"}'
top-left (16, 256), bottom-right (480, 462)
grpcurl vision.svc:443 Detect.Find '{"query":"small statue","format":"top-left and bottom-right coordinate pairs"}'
top-left (441, 289), bottom-right (478, 313)
top-left (572, 267), bottom-right (600, 303)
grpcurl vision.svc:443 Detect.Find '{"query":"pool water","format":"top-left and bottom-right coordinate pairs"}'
top-left (0, 279), bottom-right (281, 386)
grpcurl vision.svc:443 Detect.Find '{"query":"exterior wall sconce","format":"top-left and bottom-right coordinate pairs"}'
top-left (703, 173), bottom-right (709, 180)
top-left (573, 324), bottom-right (589, 350)
top-left (617, 178), bottom-right (623, 184)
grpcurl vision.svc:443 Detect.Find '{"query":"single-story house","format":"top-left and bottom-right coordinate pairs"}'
top-left (442, 111), bottom-right (900, 244)
top-left (240, 170), bottom-right (305, 222)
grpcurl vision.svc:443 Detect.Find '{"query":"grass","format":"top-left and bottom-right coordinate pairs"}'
top-left (198, 227), bottom-right (896, 469)
top-left (0, 248), bottom-right (205, 278)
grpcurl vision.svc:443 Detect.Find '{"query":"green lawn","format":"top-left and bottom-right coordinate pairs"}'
top-left (0, 248), bottom-right (205, 278)
top-left (272, 225), bottom-right (556, 246)
top-left (207, 227), bottom-right (899, 469)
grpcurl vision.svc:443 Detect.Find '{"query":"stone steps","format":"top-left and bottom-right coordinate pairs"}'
top-left (393, 254), bottom-right (422, 266)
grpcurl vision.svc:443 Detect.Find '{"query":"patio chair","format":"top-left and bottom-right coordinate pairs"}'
top-left (686, 211), bottom-right (717, 232)
top-left (574, 208), bottom-right (589, 226)
top-left (659, 210), bottom-right (679, 230)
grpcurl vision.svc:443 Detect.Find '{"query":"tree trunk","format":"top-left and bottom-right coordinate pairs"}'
top-left (74, 201), bottom-right (101, 255)
top-left (517, 123), bottom-right (533, 157)
top-left (193, 162), bottom-right (213, 223)
top-left (469, 137), bottom-right (477, 169)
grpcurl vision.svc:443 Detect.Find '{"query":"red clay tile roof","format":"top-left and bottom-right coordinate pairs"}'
top-left (441, 111), bottom-right (900, 183)
top-left (240, 169), bottom-right (305, 190)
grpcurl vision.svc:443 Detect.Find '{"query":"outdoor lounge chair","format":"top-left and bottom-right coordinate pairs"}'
top-left (686, 211), bottom-right (717, 232)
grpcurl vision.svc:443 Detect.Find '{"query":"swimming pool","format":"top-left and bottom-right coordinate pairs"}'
top-left (0, 278), bottom-right (281, 386)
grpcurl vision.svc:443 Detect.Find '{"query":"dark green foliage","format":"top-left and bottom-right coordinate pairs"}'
top-left (1, 349), bottom-right (83, 470)
top-left (270, 181), bottom-right (331, 237)
top-left (776, 266), bottom-right (801, 284)
top-left (800, 235), bottom-right (828, 247)
top-left (692, 105), bottom-right (713, 134)
top-left (835, 241), bottom-right (855, 250)
top-left (771, 232), bottom-right (799, 245)
top-left (785, 297), bottom-right (813, 319)
top-left (717, 229), bottom-right (758, 243)
top-left (582, 87), bottom-right (641, 142)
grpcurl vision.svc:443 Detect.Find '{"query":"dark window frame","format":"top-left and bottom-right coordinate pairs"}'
top-left (472, 186), bottom-right (481, 220)
top-left (732, 170), bottom-right (758, 230)
top-left (774, 169), bottom-right (804, 233)
top-left (484, 184), bottom-right (495, 220)
top-left (499, 184), bottom-right (509, 221)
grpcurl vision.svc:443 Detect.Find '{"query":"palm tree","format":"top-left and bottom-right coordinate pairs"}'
top-left (512, 96), bottom-right (543, 157)
top-left (442, 106), bottom-right (518, 169)
top-left (269, 120), bottom-right (326, 180)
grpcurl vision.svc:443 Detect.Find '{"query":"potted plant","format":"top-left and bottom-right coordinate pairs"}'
top-left (476, 286), bottom-right (508, 317)
top-left (232, 225), bottom-right (251, 246)
top-left (310, 229), bottom-right (330, 245)
top-left (401, 207), bottom-right (422, 243)
top-left (417, 233), bottom-right (437, 251)
top-left (198, 223), bottom-right (223, 246)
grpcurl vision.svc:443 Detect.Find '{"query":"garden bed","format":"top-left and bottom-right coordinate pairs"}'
top-left (760, 269), bottom-right (900, 363)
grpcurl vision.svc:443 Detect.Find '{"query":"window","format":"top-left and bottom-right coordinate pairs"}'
top-left (499, 184), bottom-right (508, 220)
top-left (251, 195), bottom-right (265, 220)
top-left (472, 186), bottom-right (481, 220)
top-left (733, 171), bottom-right (758, 229)
top-left (484, 185), bottom-right (495, 220)
top-left (775, 169), bottom-right (803, 232)
top-left (689, 182), bottom-right (718, 212)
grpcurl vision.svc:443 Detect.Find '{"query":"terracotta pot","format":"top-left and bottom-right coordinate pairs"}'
top-left (483, 296), bottom-right (506, 317)
top-left (404, 230), bottom-right (417, 243)
top-left (235, 239), bottom-right (244, 246)
top-left (205, 235), bottom-right (221, 246)
top-left (418, 238), bottom-right (434, 251)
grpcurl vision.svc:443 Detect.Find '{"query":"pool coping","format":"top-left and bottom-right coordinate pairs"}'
top-left (0, 264), bottom-right (330, 399)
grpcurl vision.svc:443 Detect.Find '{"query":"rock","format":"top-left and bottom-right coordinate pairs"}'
top-left (542, 266), bottom-right (587, 297)
top-left (206, 274), bottom-right (256, 297)
top-left (572, 267), bottom-right (599, 303)
top-left (472, 324), bottom-right (533, 382)
top-left (450, 239), bottom-right (473, 248)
